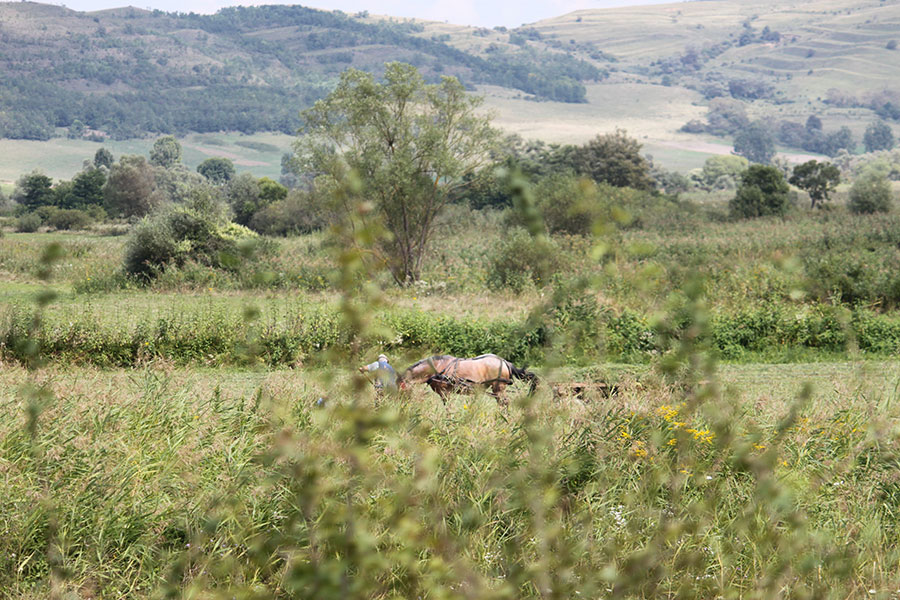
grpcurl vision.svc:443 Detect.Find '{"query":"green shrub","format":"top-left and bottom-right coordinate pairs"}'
top-left (534, 173), bottom-right (601, 235)
top-left (848, 172), bottom-right (893, 214)
top-left (543, 278), bottom-right (606, 362)
top-left (35, 204), bottom-right (59, 223)
top-left (248, 191), bottom-right (330, 235)
top-left (46, 208), bottom-right (94, 230)
top-left (514, 175), bottom-right (674, 235)
top-left (15, 213), bottom-right (42, 233)
top-left (124, 207), bottom-right (259, 280)
top-left (729, 165), bottom-right (792, 218)
top-left (84, 204), bottom-right (108, 222)
top-left (606, 309), bottom-right (655, 357)
top-left (803, 244), bottom-right (900, 306)
top-left (123, 212), bottom-right (180, 278)
top-left (487, 229), bottom-right (563, 293)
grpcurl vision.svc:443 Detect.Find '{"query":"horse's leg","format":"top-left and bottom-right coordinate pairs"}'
top-left (492, 382), bottom-right (509, 407)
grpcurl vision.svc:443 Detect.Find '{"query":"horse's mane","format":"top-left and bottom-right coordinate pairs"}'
top-left (406, 354), bottom-right (455, 371)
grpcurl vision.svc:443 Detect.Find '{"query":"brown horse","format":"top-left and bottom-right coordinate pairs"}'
top-left (399, 354), bottom-right (537, 404)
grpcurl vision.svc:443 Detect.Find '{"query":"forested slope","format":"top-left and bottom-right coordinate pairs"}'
top-left (0, 2), bottom-right (602, 140)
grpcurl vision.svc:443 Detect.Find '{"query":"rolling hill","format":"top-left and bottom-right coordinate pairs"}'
top-left (398, 0), bottom-right (900, 169)
top-left (0, 2), bottom-right (602, 140)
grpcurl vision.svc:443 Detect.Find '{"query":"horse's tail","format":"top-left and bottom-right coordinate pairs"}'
top-left (508, 362), bottom-right (538, 394)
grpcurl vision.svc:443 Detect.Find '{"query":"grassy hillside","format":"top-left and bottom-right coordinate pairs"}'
top-left (518, 0), bottom-right (900, 97)
top-left (408, 0), bottom-right (900, 168)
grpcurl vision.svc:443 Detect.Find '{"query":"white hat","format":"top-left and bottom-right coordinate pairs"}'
top-left (378, 353), bottom-right (388, 362)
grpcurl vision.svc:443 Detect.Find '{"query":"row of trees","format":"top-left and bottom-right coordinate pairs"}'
top-left (8, 137), bottom-right (296, 231)
top-left (685, 99), bottom-right (895, 162)
top-left (732, 118), bottom-right (895, 165)
top-left (730, 159), bottom-right (894, 218)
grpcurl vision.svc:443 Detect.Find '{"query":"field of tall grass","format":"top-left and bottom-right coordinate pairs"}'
top-left (4, 358), bottom-right (900, 598)
top-left (2, 193), bottom-right (900, 597)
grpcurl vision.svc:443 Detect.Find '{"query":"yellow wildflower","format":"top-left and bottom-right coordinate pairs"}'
top-left (656, 404), bottom-right (679, 422)
top-left (632, 441), bottom-right (648, 458)
top-left (685, 428), bottom-right (714, 444)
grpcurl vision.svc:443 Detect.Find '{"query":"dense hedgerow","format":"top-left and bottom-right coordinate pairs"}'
top-left (45, 208), bottom-right (94, 231)
top-left (3, 300), bottom-right (900, 367)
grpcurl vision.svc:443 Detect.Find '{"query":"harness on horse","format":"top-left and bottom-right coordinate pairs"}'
top-left (426, 356), bottom-right (513, 393)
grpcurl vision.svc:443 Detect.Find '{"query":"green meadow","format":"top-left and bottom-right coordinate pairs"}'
top-left (0, 132), bottom-right (292, 186)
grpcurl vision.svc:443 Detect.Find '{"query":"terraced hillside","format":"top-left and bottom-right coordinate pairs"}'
top-left (403, 0), bottom-right (900, 166)
top-left (476, 0), bottom-right (900, 101)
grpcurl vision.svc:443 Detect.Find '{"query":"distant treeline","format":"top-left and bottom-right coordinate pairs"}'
top-left (0, 4), bottom-right (602, 140)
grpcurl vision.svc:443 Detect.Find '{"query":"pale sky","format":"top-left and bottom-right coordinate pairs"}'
top-left (54, 0), bottom-right (676, 28)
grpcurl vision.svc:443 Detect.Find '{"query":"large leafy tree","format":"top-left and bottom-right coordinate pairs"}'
top-left (93, 147), bottom-right (114, 169)
top-left (103, 155), bottom-right (162, 218)
top-left (733, 121), bottom-right (776, 164)
top-left (823, 126), bottom-right (855, 157)
top-left (568, 129), bottom-right (654, 190)
top-left (691, 155), bottom-right (749, 190)
top-left (149, 135), bottom-right (183, 169)
top-left (12, 171), bottom-right (54, 210)
top-left (789, 160), bottom-right (840, 209)
top-left (729, 165), bottom-right (791, 218)
top-left (226, 173), bottom-right (262, 225)
top-left (863, 120), bottom-right (895, 153)
top-left (60, 168), bottom-right (107, 210)
top-left (197, 158), bottom-right (236, 184)
top-left (297, 62), bottom-right (499, 285)
top-left (228, 175), bottom-right (287, 226)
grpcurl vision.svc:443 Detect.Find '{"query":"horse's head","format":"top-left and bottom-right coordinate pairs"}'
top-left (402, 355), bottom-right (454, 385)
